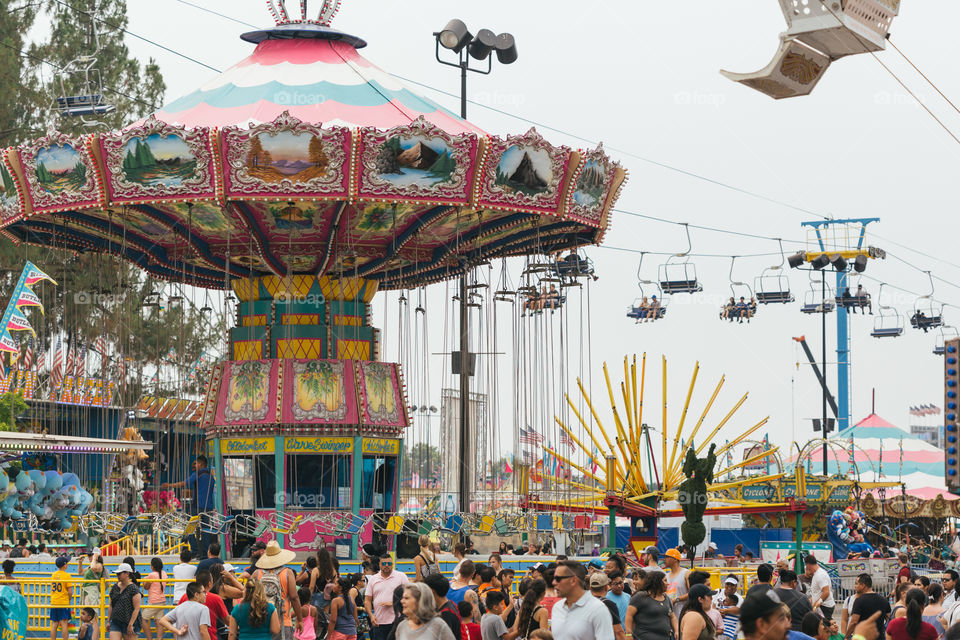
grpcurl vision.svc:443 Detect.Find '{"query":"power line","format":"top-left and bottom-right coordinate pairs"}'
top-left (613, 208), bottom-right (806, 245)
top-left (50, 0), bottom-right (221, 73)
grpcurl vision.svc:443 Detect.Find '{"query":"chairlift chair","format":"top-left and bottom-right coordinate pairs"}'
top-left (627, 254), bottom-right (668, 322)
top-left (553, 249), bottom-right (598, 284)
top-left (55, 11), bottom-right (117, 126)
top-left (834, 273), bottom-right (871, 313)
top-left (720, 257), bottom-right (758, 323)
top-left (721, 0), bottom-right (902, 99)
top-left (658, 225), bottom-right (703, 294)
top-left (801, 277), bottom-right (836, 314)
top-left (870, 285), bottom-right (903, 338)
top-left (754, 241), bottom-right (794, 304)
top-left (912, 272), bottom-right (944, 332)
top-left (934, 326), bottom-right (959, 356)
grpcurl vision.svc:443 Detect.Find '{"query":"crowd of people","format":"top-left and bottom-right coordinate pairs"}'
top-left (13, 537), bottom-right (960, 640)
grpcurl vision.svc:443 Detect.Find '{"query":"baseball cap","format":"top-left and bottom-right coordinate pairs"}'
top-left (724, 576), bottom-right (739, 586)
top-left (113, 563), bottom-right (134, 574)
top-left (589, 573), bottom-right (610, 588)
top-left (55, 556), bottom-right (70, 568)
top-left (665, 548), bottom-right (683, 561)
top-left (708, 542), bottom-right (718, 550)
top-left (588, 559), bottom-right (604, 569)
top-left (532, 562), bottom-right (546, 571)
top-left (222, 563), bottom-right (237, 573)
top-left (739, 584), bottom-right (784, 626)
top-left (250, 541), bottom-right (267, 551)
top-left (643, 546), bottom-right (658, 555)
top-left (688, 584), bottom-right (716, 600)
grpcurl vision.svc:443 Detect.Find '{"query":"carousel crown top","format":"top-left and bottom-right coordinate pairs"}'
top-left (0, 0), bottom-right (626, 291)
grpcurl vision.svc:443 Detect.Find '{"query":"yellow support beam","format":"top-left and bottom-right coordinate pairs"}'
top-left (714, 446), bottom-right (780, 477)
top-left (604, 363), bottom-right (643, 492)
top-left (661, 356), bottom-right (668, 487)
top-left (667, 361), bottom-right (699, 483)
top-left (713, 417), bottom-right (770, 459)
top-left (708, 473), bottom-right (787, 493)
top-left (564, 393), bottom-right (625, 482)
top-left (573, 379), bottom-right (629, 486)
top-left (667, 391), bottom-right (749, 488)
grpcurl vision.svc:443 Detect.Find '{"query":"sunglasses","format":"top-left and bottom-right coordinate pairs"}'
top-left (553, 574), bottom-right (576, 582)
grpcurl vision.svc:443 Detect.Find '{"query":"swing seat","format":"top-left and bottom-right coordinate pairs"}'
top-left (272, 514), bottom-right (303, 535)
top-left (535, 514), bottom-right (554, 531)
top-left (120, 516), bottom-right (139, 536)
top-left (722, 0), bottom-right (900, 99)
top-left (871, 327), bottom-right (902, 338)
top-left (801, 301), bottom-right (835, 314)
top-left (337, 514), bottom-right (370, 536)
top-left (573, 515), bottom-right (593, 530)
top-left (493, 517), bottom-right (516, 536)
top-left (384, 515), bottom-right (405, 534)
top-left (474, 514), bottom-right (496, 535)
top-left (441, 514), bottom-right (464, 533)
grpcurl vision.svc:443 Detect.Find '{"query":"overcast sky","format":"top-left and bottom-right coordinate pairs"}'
top-left (120, 1), bottom-right (960, 475)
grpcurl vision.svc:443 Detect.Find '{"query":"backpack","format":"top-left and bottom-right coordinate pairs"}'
top-left (418, 553), bottom-right (441, 579)
top-left (256, 568), bottom-right (289, 621)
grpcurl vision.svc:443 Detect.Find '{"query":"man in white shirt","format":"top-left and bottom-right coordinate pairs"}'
top-left (550, 560), bottom-right (614, 640)
top-left (172, 549), bottom-right (197, 602)
top-left (943, 570), bottom-right (958, 608)
top-left (638, 546), bottom-right (659, 572)
top-left (804, 555), bottom-right (835, 620)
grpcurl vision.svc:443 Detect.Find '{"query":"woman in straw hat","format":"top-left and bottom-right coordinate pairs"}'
top-left (254, 541), bottom-right (304, 640)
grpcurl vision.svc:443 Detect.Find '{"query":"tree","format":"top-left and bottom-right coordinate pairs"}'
top-left (678, 443), bottom-right (716, 564)
top-left (0, 392), bottom-right (29, 431)
top-left (0, 0), bottom-right (222, 405)
top-left (404, 443), bottom-right (441, 484)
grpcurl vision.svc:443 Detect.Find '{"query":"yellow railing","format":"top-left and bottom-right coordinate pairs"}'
top-left (13, 577), bottom-right (196, 638)
top-left (102, 531), bottom-right (179, 557)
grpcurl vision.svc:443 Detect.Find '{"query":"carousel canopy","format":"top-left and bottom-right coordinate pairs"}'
top-left (800, 413), bottom-right (952, 500)
top-left (0, 3), bottom-right (625, 290)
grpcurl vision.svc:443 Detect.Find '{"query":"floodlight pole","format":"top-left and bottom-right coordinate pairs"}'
top-left (434, 32), bottom-right (495, 516)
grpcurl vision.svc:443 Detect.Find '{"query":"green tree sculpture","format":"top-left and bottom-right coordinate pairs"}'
top-left (678, 442), bottom-right (717, 562)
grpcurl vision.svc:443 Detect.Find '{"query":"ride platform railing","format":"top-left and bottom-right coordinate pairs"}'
top-left (10, 576), bottom-right (197, 639)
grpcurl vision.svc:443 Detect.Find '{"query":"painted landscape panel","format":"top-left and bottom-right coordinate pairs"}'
top-left (374, 134), bottom-right (456, 187)
top-left (245, 130), bottom-right (329, 183)
top-left (121, 133), bottom-right (197, 187)
top-left (495, 144), bottom-right (553, 197)
top-left (35, 144), bottom-right (87, 195)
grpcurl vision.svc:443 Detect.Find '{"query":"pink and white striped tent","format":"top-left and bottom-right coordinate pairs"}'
top-left (798, 413), bottom-right (954, 500)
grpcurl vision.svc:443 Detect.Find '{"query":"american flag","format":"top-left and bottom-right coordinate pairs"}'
top-left (93, 335), bottom-right (107, 356)
top-left (559, 430), bottom-right (576, 449)
top-left (51, 336), bottom-right (64, 388)
top-left (519, 427), bottom-right (544, 445)
top-left (21, 338), bottom-right (34, 370)
top-left (73, 338), bottom-right (86, 378)
top-left (522, 450), bottom-right (534, 463)
top-left (63, 337), bottom-right (75, 380)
